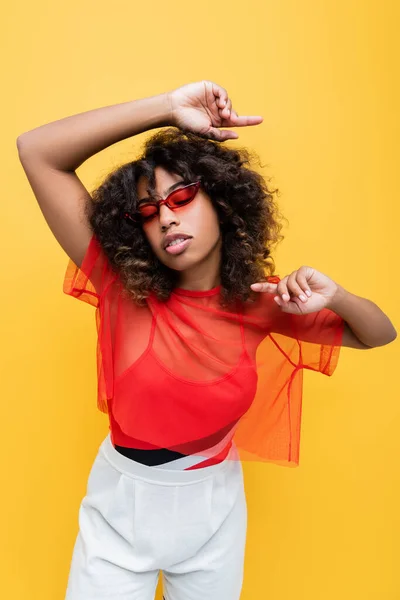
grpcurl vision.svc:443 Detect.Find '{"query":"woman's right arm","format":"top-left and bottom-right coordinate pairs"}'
top-left (16, 93), bottom-right (172, 267)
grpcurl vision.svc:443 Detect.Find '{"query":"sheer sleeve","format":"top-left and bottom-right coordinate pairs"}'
top-left (63, 234), bottom-right (116, 308)
top-left (63, 233), bottom-right (119, 415)
top-left (268, 305), bottom-right (345, 375)
top-left (234, 279), bottom-right (346, 464)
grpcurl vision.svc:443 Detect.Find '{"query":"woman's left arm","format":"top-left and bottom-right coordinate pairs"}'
top-left (327, 284), bottom-right (397, 349)
top-left (251, 266), bottom-right (397, 350)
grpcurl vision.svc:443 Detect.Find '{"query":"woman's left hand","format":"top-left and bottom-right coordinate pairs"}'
top-left (168, 80), bottom-right (263, 141)
top-left (250, 266), bottom-right (339, 315)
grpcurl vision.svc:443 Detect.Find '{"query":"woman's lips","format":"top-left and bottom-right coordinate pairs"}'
top-left (164, 238), bottom-right (192, 255)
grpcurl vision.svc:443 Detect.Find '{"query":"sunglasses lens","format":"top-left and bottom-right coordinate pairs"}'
top-left (137, 182), bottom-right (199, 222)
top-left (139, 204), bottom-right (158, 220)
top-left (169, 184), bottom-right (198, 208)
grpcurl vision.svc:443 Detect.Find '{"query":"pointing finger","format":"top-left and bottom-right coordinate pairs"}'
top-left (223, 107), bottom-right (263, 126)
top-left (250, 282), bottom-right (278, 292)
top-left (230, 114), bottom-right (263, 127)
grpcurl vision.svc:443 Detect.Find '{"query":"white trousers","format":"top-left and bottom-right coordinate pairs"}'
top-left (65, 433), bottom-right (248, 600)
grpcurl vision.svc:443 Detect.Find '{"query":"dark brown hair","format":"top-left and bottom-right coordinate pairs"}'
top-left (85, 127), bottom-right (287, 307)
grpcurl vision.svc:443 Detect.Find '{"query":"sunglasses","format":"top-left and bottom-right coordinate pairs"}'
top-left (124, 180), bottom-right (201, 224)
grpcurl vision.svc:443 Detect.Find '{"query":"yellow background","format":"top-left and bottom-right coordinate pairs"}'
top-left (3, 1), bottom-right (399, 598)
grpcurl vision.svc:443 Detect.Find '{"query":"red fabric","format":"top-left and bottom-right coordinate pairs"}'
top-left (63, 234), bottom-right (345, 467)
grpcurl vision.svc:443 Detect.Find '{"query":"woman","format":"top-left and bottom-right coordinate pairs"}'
top-left (17, 80), bottom-right (397, 600)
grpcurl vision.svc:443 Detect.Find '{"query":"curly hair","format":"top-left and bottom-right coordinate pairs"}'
top-left (85, 127), bottom-right (287, 308)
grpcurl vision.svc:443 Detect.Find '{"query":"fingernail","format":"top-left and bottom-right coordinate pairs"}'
top-left (305, 290), bottom-right (312, 297)
top-left (299, 294), bottom-right (307, 302)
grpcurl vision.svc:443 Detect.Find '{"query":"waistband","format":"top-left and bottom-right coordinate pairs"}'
top-left (99, 432), bottom-right (238, 485)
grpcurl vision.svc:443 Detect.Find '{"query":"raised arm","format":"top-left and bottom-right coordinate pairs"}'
top-left (17, 79), bottom-right (261, 268)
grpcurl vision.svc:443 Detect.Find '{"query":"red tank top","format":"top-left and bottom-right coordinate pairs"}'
top-left (63, 234), bottom-right (344, 467)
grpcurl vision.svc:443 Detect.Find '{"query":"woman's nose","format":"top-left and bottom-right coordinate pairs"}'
top-left (159, 205), bottom-right (179, 228)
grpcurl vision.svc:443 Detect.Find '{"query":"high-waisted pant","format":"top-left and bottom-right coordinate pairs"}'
top-left (65, 432), bottom-right (248, 600)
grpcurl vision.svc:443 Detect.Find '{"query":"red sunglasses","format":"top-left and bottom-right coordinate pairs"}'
top-left (124, 180), bottom-right (201, 224)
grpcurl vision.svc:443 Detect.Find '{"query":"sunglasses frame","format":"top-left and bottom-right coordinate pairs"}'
top-left (124, 180), bottom-right (202, 224)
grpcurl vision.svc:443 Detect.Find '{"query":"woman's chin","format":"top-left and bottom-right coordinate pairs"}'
top-left (163, 255), bottom-right (197, 271)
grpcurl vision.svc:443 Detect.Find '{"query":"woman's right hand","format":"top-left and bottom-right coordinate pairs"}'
top-left (166, 80), bottom-right (263, 142)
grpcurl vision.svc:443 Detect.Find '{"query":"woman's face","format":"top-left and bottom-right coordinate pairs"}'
top-left (136, 167), bottom-right (222, 277)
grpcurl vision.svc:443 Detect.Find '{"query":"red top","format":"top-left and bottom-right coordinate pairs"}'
top-left (63, 234), bottom-right (344, 467)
